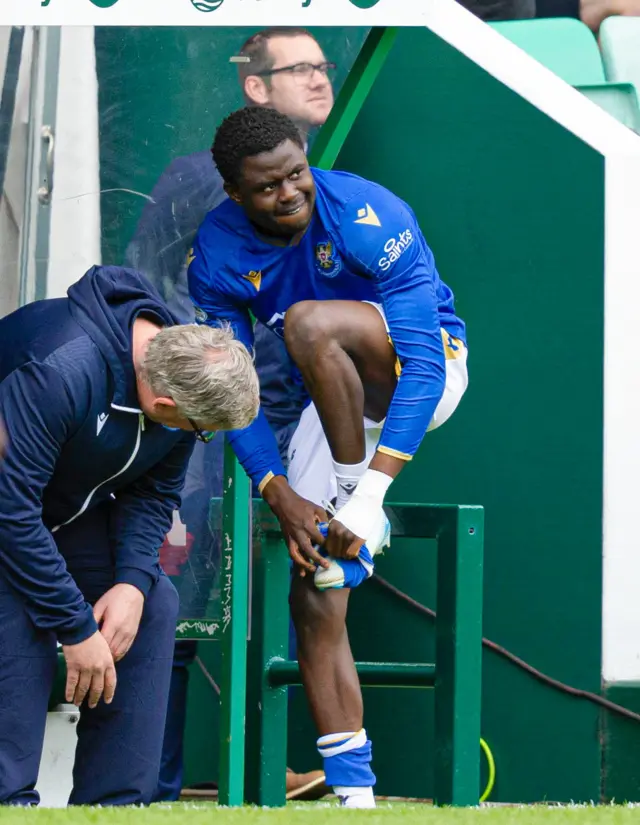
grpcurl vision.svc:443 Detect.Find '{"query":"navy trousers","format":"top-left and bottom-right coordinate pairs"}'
top-left (0, 504), bottom-right (178, 806)
top-left (153, 639), bottom-right (197, 802)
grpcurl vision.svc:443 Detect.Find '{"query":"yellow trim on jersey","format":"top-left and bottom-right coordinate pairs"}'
top-left (377, 446), bottom-right (413, 461)
top-left (386, 334), bottom-right (402, 377)
top-left (441, 328), bottom-right (466, 361)
top-left (258, 471), bottom-right (275, 495)
top-left (387, 328), bottom-right (466, 380)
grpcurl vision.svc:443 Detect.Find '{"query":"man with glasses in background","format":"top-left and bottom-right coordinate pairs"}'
top-left (125, 27), bottom-right (337, 802)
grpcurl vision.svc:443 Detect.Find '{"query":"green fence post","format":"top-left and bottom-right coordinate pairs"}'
top-left (434, 505), bottom-right (484, 806)
top-left (245, 509), bottom-right (290, 806)
top-left (218, 440), bottom-right (251, 806)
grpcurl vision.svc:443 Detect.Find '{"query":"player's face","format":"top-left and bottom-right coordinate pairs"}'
top-left (233, 139), bottom-right (316, 238)
top-left (263, 36), bottom-right (334, 129)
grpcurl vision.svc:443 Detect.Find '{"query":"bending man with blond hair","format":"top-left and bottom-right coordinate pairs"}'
top-left (0, 265), bottom-right (259, 807)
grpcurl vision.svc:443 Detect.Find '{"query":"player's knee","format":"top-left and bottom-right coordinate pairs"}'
top-left (289, 582), bottom-right (346, 640)
top-left (284, 301), bottom-right (334, 359)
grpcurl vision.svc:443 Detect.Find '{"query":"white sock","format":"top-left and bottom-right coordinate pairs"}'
top-left (333, 457), bottom-right (369, 509)
top-left (334, 786), bottom-right (376, 808)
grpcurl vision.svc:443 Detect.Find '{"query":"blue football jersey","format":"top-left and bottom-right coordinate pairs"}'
top-left (188, 167), bottom-right (466, 490)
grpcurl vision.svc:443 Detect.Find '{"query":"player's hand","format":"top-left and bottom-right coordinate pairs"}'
top-left (93, 583), bottom-right (145, 663)
top-left (326, 494), bottom-right (387, 559)
top-left (262, 476), bottom-right (330, 573)
top-left (62, 630), bottom-right (117, 708)
top-left (324, 520), bottom-right (365, 560)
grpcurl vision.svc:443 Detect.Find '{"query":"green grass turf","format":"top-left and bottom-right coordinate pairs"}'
top-left (2, 803), bottom-right (640, 825)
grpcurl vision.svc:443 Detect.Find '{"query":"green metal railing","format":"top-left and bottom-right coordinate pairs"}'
top-left (217, 443), bottom-right (251, 805)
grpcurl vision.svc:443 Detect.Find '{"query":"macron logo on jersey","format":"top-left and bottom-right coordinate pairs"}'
top-left (97, 412), bottom-right (109, 436)
top-left (354, 204), bottom-right (381, 227)
top-left (242, 270), bottom-right (262, 292)
top-left (378, 229), bottom-right (414, 272)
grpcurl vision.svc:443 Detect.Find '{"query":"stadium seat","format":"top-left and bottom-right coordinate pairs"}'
top-left (491, 18), bottom-right (640, 133)
top-left (490, 18), bottom-right (605, 86)
top-left (599, 17), bottom-right (640, 107)
top-left (576, 82), bottom-right (640, 132)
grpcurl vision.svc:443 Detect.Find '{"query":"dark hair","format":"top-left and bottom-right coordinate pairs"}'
top-left (236, 27), bottom-right (317, 94)
top-left (212, 106), bottom-right (304, 185)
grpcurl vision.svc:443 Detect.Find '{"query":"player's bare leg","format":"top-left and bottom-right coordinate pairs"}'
top-left (289, 574), bottom-right (361, 735)
top-left (285, 299), bottom-right (396, 586)
top-left (284, 300), bottom-right (397, 467)
top-left (284, 300), bottom-right (398, 808)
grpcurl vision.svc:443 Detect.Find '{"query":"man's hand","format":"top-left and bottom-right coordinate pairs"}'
top-left (93, 583), bottom-right (145, 662)
top-left (324, 520), bottom-right (365, 560)
top-left (580, 0), bottom-right (640, 30)
top-left (62, 630), bottom-right (117, 708)
top-left (262, 476), bottom-right (330, 573)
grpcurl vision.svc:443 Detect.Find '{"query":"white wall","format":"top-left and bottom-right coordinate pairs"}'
top-left (602, 150), bottom-right (640, 682)
top-left (47, 26), bottom-right (101, 298)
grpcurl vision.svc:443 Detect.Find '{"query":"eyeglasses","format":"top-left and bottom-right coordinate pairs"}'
top-left (187, 417), bottom-right (216, 444)
top-left (256, 61), bottom-right (336, 83)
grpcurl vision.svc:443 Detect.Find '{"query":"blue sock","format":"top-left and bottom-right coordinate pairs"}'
top-left (317, 729), bottom-right (376, 789)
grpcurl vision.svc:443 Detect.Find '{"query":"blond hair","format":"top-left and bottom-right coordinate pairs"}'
top-left (142, 323), bottom-right (259, 431)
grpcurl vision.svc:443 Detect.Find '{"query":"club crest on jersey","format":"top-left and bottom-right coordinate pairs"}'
top-left (194, 305), bottom-right (208, 323)
top-left (315, 241), bottom-right (342, 278)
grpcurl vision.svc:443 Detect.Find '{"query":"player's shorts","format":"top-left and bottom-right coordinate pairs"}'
top-left (287, 302), bottom-right (468, 507)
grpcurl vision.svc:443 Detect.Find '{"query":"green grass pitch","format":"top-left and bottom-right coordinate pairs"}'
top-left (2, 803), bottom-right (640, 825)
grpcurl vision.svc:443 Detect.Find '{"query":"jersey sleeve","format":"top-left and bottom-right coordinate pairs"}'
top-left (340, 193), bottom-right (447, 460)
top-left (187, 229), bottom-right (286, 491)
top-left (188, 230), bottom-right (255, 349)
top-left (0, 363), bottom-right (98, 645)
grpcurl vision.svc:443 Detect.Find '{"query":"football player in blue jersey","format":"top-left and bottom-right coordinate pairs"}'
top-left (126, 29), bottom-right (335, 803)
top-left (188, 106), bottom-right (469, 808)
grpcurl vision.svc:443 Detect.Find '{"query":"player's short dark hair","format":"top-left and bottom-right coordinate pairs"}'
top-left (235, 27), bottom-right (317, 91)
top-left (212, 106), bottom-right (305, 186)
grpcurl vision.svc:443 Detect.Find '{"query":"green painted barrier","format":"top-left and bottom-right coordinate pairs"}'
top-left (217, 442), bottom-right (251, 806)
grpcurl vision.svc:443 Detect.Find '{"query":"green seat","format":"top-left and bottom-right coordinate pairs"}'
top-left (576, 82), bottom-right (640, 133)
top-left (490, 18), bottom-right (640, 133)
top-left (491, 18), bottom-right (605, 86)
top-left (599, 16), bottom-right (640, 98)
